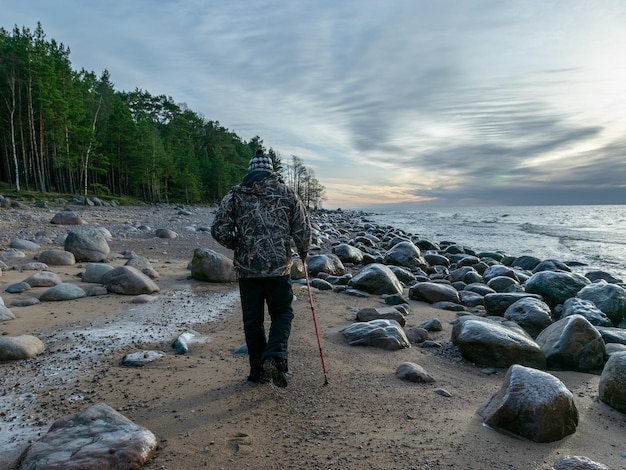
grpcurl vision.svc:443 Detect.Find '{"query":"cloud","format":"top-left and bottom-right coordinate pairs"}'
top-left (3, 0), bottom-right (626, 207)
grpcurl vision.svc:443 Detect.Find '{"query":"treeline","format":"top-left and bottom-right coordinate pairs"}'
top-left (0, 23), bottom-right (325, 208)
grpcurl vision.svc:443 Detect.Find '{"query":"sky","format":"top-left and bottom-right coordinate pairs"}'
top-left (4, 0), bottom-right (626, 209)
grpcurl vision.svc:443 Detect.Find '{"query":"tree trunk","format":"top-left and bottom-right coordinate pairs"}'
top-left (5, 71), bottom-right (21, 191)
top-left (83, 94), bottom-right (102, 197)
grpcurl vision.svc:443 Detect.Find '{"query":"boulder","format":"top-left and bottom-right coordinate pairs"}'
top-left (348, 263), bottom-right (403, 295)
top-left (504, 297), bottom-right (553, 338)
top-left (423, 252), bottom-right (450, 268)
top-left (535, 315), bottom-right (606, 371)
top-left (585, 271), bottom-right (623, 284)
top-left (511, 255), bottom-right (542, 271)
top-left (483, 292), bottom-right (542, 316)
top-left (190, 248), bottom-right (236, 282)
top-left (396, 362), bottom-right (435, 383)
top-left (24, 271), bottom-right (63, 287)
top-left (121, 350), bottom-right (165, 367)
top-left (14, 402), bottom-right (157, 469)
top-left (406, 327), bottom-right (429, 343)
top-left (552, 456), bottom-right (609, 470)
top-left (356, 306), bottom-right (406, 326)
top-left (605, 343), bottom-right (626, 357)
top-left (309, 278), bottom-right (334, 290)
top-left (5, 281), bottom-right (31, 293)
top-left (19, 261), bottom-right (49, 271)
top-left (575, 280), bottom-right (626, 326)
top-left (409, 282), bottom-right (460, 304)
top-left (155, 228), bottom-right (178, 239)
top-left (101, 266), bottom-right (160, 295)
top-left (64, 227), bottom-right (111, 262)
top-left (464, 283), bottom-right (496, 296)
top-left (39, 283), bottom-right (87, 301)
top-left (124, 256), bottom-right (153, 271)
top-left (10, 239), bottom-right (40, 251)
top-left (38, 249), bottom-right (76, 266)
top-left (459, 290), bottom-right (485, 308)
top-left (478, 364), bottom-right (578, 442)
top-left (383, 241), bottom-right (427, 270)
top-left (11, 297), bottom-right (41, 307)
top-left (0, 335), bottom-right (45, 360)
top-left (81, 263), bottom-right (115, 283)
top-left (332, 243), bottom-right (364, 264)
top-left (306, 253), bottom-right (346, 276)
top-left (451, 316), bottom-right (546, 369)
top-left (598, 351), bottom-right (626, 413)
top-left (0, 250), bottom-right (26, 261)
top-left (482, 265), bottom-right (520, 283)
top-left (532, 259), bottom-right (571, 273)
top-left (524, 271), bottom-right (590, 309)
top-left (596, 326), bottom-right (626, 346)
top-left (560, 297), bottom-right (613, 327)
top-left (0, 304), bottom-right (16, 321)
top-left (448, 266), bottom-right (483, 285)
top-left (388, 266), bottom-right (416, 284)
top-left (50, 210), bottom-right (86, 225)
top-left (487, 276), bottom-right (521, 293)
top-left (290, 258), bottom-right (305, 280)
top-left (340, 319), bottom-right (410, 351)
top-left (414, 239), bottom-right (440, 251)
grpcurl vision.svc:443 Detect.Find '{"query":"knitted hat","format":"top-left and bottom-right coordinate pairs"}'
top-left (248, 149), bottom-right (273, 172)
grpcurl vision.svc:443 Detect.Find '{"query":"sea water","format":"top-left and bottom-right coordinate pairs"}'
top-left (366, 205), bottom-right (626, 282)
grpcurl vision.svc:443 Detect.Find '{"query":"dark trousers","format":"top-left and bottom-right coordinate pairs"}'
top-left (238, 275), bottom-right (294, 373)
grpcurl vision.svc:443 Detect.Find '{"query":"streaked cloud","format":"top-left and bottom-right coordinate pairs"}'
top-left (4, 0), bottom-right (626, 207)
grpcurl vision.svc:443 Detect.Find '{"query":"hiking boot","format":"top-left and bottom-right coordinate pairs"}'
top-left (263, 357), bottom-right (288, 388)
top-left (247, 370), bottom-right (271, 384)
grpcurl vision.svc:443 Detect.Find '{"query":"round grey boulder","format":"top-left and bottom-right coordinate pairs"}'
top-left (64, 227), bottom-right (111, 262)
top-left (0, 304), bottom-right (16, 321)
top-left (340, 319), bottom-right (410, 351)
top-left (525, 271), bottom-right (590, 309)
top-left (409, 282), bottom-right (460, 304)
top-left (332, 243), bottom-right (364, 264)
top-left (24, 271), bottom-right (63, 287)
top-left (39, 283), bottom-right (87, 301)
top-left (535, 314), bottom-right (606, 371)
top-left (598, 351), bottom-right (626, 413)
top-left (576, 280), bottom-right (626, 326)
top-left (81, 263), bottom-right (115, 283)
top-left (10, 239), bottom-right (40, 251)
top-left (306, 253), bottom-right (346, 277)
top-left (190, 248), bottom-right (236, 282)
top-left (452, 316), bottom-right (545, 369)
top-left (0, 335), bottom-right (45, 360)
top-left (101, 266), bottom-right (160, 295)
top-left (349, 263), bottom-right (403, 295)
top-left (478, 364), bottom-right (578, 443)
top-left (396, 362), bottom-right (435, 383)
top-left (504, 297), bottom-right (553, 338)
top-left (383, 241), bottom-right (427, 270)
top-left (50, 210), bottom-right (86, 225)
top-left (38, 249), bottom-right (76, 266)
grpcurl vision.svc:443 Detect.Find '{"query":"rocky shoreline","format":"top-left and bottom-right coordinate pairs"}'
top-left (1, 197), bottom-right (625, 469)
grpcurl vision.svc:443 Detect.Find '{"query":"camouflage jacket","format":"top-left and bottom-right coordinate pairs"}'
top-left (210, 171), bottom-right (312, 278)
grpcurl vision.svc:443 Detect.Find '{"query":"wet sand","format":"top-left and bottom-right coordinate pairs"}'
top-left (1, 204), bottom-right (624, 469)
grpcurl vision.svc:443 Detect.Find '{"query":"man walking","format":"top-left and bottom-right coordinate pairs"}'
top-left (211, 149), bottom-right (312, 387)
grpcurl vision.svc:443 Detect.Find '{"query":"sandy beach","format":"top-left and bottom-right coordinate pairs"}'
top-left (1, 204), bottom-right (624, 470)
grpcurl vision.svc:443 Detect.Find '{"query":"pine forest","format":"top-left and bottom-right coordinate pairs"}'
top-left (0, 23), bottom-right (326, 208)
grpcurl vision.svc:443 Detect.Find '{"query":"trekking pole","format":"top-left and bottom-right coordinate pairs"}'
top-left (303, 262), bottom-right (329, 385)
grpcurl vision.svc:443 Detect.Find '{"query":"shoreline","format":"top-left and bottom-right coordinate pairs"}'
top-left (1, 204), bottom-right (625, 469)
